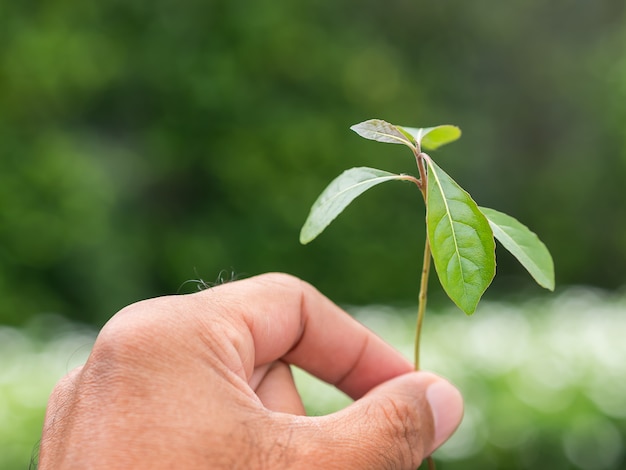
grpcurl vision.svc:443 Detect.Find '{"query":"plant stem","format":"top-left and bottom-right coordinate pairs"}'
top-left (414, 150), bottom-right (436, 470)
top-left (416, 238), bottom-right (436, 470)
top-left (414, 237), bottom-right (431, 370)
top-left (413, 149), bottom-right (430, 371)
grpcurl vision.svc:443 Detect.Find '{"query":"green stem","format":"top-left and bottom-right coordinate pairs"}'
top-left (414, 149), bottom-right (430, 370)
top-left (414, 236), bottom-right (431, 370)
top-left (414, 150), bottom-right (436, 470)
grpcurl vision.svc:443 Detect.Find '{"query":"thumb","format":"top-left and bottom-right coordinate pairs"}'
top-left (310, 372), bottom-right (463, 469)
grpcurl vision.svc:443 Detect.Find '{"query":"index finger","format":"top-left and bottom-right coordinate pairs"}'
top-left (200, 273), bottom-right (413, 399)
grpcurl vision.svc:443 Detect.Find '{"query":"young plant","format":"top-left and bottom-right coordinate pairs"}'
top-left (299, 119), bottom-right (555, 466)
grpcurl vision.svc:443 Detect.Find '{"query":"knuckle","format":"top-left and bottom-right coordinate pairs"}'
top-left (88, 298), bottom-right (171, 367)
top-left (48, 366), bottom-right (82, 407)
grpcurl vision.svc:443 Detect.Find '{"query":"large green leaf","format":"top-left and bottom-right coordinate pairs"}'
top-left (479, 207), bottom-right (555, 291)
top-left (350, 119), bottom-right (416, 149)
top-left (300, 167), bottom-right (407, 244)
top-left (402, 125), bottom-right (462, 150)
top-left (426, 159), bottom-right (496, 314)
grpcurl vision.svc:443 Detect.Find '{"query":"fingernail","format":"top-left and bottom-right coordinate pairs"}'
top-left (426, 379), bottom-right (464, 450)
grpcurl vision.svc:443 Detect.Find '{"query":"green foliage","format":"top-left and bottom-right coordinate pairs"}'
top-left (299, 167), bottom-right (409, 244)
top-left (480, 207), bottom-right (555, 291)
top-left (301, 119), bottom-right (552, 315)
top-left (404, 125), bottom-right (462, 150)
top-left (426, 158), bottom-right (495, 314)
top-left (349, 119), bottom-right (462, 151)
top-left (0, 0), bottom-right (625, 325)
top-left (350, 119), bottom-right (417, 148)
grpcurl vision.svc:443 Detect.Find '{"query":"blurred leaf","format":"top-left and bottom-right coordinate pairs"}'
top-left (300, 167), bottom-right (407, 244)
top-left (402, 125), bottom-right (462, 150)
top-left (350, 119), bottom-right (416, 149)
top-left (426, 158), bottom-right (495, 314)
top-left (480, 206), bottom-right (555, 291)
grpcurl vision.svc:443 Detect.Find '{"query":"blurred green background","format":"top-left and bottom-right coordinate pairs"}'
top-left (1, 0), bottom-right (625, 468)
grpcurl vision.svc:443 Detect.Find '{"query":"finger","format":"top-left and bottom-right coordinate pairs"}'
top-left (291, 372), bottom-right (463, 469)
top-left (199, 273), bottom-right (413, 399)
top-left (253, 361), bottom-right (306, 415)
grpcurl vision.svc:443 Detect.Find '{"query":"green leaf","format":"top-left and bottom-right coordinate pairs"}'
top-left (300, 167), bottom-right (408, 244)
top-left (401, 125), bottom-right (462, 150)
top-left (350, 119), bottom-right (416, 149)
top-left (426, 158), bottom-right (495, 314)
top-left (479, 207), bottom-right (555, 291)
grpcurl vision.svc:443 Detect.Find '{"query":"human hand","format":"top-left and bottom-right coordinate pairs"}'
top-left (39, 273), bottom-right (463, 469)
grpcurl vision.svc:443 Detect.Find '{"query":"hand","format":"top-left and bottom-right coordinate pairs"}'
top-left (39, 273), bottom-right (463, 469)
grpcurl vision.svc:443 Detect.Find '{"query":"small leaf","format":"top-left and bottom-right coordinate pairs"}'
top-left (479, 207), bottom-right (555, 291)
top-left (426, 158), bottom-right (495, 314)
top-left (350, 119), bottom-right (416, 149)
top-left (402, 125), bottom-right (462, 150)
top-left (300, 167), bottom-right (408, 244)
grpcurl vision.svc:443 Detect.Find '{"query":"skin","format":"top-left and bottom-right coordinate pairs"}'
top-left (38, 272), bottom-right (463, 469)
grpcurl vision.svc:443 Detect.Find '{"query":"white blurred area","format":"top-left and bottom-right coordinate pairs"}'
top-left (0, 315), bottom-right (96, 467)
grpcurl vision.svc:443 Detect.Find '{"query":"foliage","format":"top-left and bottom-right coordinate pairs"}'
top-left (1, 0), bottom-right (625, 325)
top-left (300, 119), bottom-right (553, 316)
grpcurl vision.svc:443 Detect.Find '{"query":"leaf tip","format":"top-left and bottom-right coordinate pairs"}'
top-left (535, 276), bottom-right (555, 292)
top-left (299, 225), bottom-right (315, 245)
top-left (462, 306), bottom-right (477, 316)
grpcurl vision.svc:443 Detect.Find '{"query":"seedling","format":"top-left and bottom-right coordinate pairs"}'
top-left (300, 119), bottom-right (555, 468)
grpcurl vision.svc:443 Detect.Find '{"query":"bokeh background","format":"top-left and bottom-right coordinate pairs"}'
top-left (1, 0), bottom-right (625, 468)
